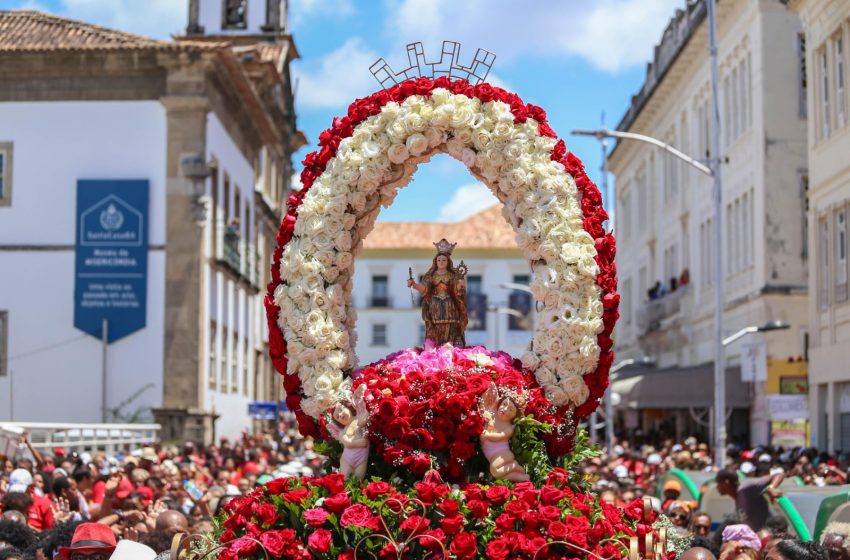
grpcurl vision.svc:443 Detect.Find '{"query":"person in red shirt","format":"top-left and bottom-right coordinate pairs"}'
top-left (7, 468), bottom-right (53, 531)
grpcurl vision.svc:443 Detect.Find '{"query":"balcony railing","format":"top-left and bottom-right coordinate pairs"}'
top-left (636, 284), bottom-right (691, 334)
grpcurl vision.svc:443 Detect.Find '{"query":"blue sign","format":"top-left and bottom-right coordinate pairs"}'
top-left (248, 402), bottom-right (279, 420)
top-left (74, 180), bottom-right (149, 343)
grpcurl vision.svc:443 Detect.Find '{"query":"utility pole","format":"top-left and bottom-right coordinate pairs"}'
top-left (707, 0), bottom-right (726, 468)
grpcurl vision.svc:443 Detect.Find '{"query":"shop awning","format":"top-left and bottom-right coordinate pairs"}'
top-left (611, 363), bottom-right (750, 409)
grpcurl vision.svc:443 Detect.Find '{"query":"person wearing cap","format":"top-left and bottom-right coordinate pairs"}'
top-left (6, 469), bottom-right (53, 531)
top-left (56, 522), bottom-right (116, 559)
top-left (662, 480), bottom-right (682, 511)
top-left (715, 468), bottom-right (784, 531)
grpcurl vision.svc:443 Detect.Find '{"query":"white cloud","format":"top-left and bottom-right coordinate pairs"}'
top-left (293, 37), bottom-right (381, 110)
top-left (386, 0), bottom-right (682, 73)
top-left (290, 0), bottom-right (355, 27)
top-left (437, 183), bottom-right (497, 222)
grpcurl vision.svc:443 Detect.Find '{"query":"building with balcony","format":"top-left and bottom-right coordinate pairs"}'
top-left (790, 0), bottom-right (850, 452)
top-left (351, 205), bottom-right (535, 366)
top-left (0, 0), bottom-right (304, 443)
top-left (607, 0), bottom-right (809, 446)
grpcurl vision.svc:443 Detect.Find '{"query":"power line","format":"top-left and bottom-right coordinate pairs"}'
top-left (8, 334), bottom-right (90, 362)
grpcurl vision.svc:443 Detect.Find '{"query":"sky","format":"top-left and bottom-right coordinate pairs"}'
top-left (1, 0), bottom-right (684, 222)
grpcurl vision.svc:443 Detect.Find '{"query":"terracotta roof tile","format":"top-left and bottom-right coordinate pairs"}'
top-left (363, 204), bottom-right (518, 251)
top-left (0, 10), bottom-right (218, 53)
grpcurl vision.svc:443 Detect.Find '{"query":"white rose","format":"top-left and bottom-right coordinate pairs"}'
top-left (387, 143), bottom-right (409, 164)
top-left (461, 148), bottom-right (477, 168)
top-left (310, 291), bottom-right (330, 310)
top-left (298, 347), bottom-right (319, 365)
top-left (336, 252), bottom-right (353, 271)
top-left (545, 385), bottom-right (568, 406)
top-left (322, 266), bottom-right (340, 283)
top-left (342, 213), bottom-right (357, 229)
top-left (454, 127), bottom-right (473, 144)
top-left (424, 127), bottom-right (445, 148)
top-left (521, 351), bottom-right (541, 370)
top-left (361, 140), bottom-right (380, 158)
top-left (335, 231), bottom-right (353, 252)
top-left (561, 376), bottom-right (589, 406)
top-left (406, 133), bottom-right (429, 156)
top-left (535, 366), bottom-right (557, 385)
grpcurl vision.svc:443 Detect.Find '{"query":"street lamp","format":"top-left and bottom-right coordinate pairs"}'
top-left (601, 356), bottom-right (654, 451)
top-left (572, 0), bottom-right (727, 467)
top-left (722, 320), bottom-right (790, 347)
top-left (487, 305), bottom-right (523, 351)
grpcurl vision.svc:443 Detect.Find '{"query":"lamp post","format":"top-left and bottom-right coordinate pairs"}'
top-left (572, 0), bottom-right (726, 467)
top-left (487, 305), bottom-right (523, 352)
top-left (604, 356), bottom-right (654, 451)
top-left (722, 320), bottom-right (790, 347)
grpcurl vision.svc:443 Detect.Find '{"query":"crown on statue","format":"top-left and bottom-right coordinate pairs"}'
top-left (433, 238), bottom-right (457, 256)
top-left (370, 40), bottom-right (496, 89)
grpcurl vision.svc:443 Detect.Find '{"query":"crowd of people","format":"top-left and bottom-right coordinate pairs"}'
top-left (582, 436), bottom-right (850, 560)
top-left (0, 419), bottom-right (319, 559)
top-left (1, 425), bottom-right (850, 560)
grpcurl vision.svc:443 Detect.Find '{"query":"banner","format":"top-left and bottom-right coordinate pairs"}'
top-left (248, 402), bottom-right (279, 420)
top-left (766, 394), bottom-right (809, 421)
top-left (74, 180), bottom-right (149, 343)
top-left (741, 340), bottom-right (767, 382)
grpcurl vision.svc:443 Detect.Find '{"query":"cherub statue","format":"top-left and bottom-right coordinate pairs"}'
top-left (479, 382), bottom-right (530, 482)
top-left (326, 385), bottom-right (370, 480)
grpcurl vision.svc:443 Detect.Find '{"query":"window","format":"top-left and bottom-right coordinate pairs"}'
top-left (209, 321), bottom-right (217, 390)
top-left (221, 326), bottom-right (229, 393)
top-left (508, 274), bottom-right (532, 331)
top-left (370, 275), bottom-right (390, 307)
top-left (836, 36), bottom-right (845, 128)
top-left (0, 142), bottom-right (11, 206)
top-left (819, 216), bottom-right (830, 309)
top-left (726, 203), bottom-right (734, 276)
top-left (638, 265), bottom-right (648, 302)
top-left (734, 198), bottom-right (742, 273)
top-left (623, 278), bottom-right (632, 325)
top-left (836, 206), bottom-right (848, 302)
top-left (222, 0), bottom-right (248, 29)
top-left (742, 192), bottom-right (751, 267)
top-left (724, 76), bottom-right (732, 147)
top-left (466, 275), bottom-right (487, 331)
top-left (232, 331), bottom-right (239, 392)
top-left (701, 218), bottom-right (714, 287)
top-left (801, 173), bottom-right (810, 260)
top-left (619, 191), bottom-right (630, 238)
top-left (372, 323), bottom-right (388, 346)
top-left (822, 50), bottom-right (830, 139)
top-left (738, 58), bottom-right (748, 133)
top-left (732, 66), bottom-right (740, 140)
top-left (636, 171), bottom-right (647, 227)
top-left (799, 33), bottom-right (808, 117)
top-left (0, 311), bottom-right (6, 376)
top-left (243, 337), bottom-right (251, 396)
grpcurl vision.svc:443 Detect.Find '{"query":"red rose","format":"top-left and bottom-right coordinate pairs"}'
top-left (323, 493), bottom-right (351, 514)
top-left (467, 499), bottom-right (489, 519)
top-left (229, 537), bottom-right (259, 556)
top-left (504, 499), bottom-right (528, 516)
top-left (448, 441), bottom-right (475, 460)
top-left (258, 530), bottom-right (294, 557)
top-left (303, 507), bottom-right (330, 527)
top-left (449, 532), bottom-right (478, 560)
top-left (364, 481), bottom-right (392, 500)
top-left (316, 473), bottom-right (346, 495)
top-left (254, 502), bottom-right (278, 526)
top-left (283, 488), bottom-right (312, 505)
top-left (485, 485), bottom-right (512, 505)
top-left (419, 529), bottom-right (446, 551)
top-left (218, 549), bottom-right (238, 560)
top-left (539, 485), bottom-right (565, 505)
top-left (337, 552), bottom-right (355, 560)
top-left (439, 499), bottom-right (460, 516)
top-left (264, 477), bottom-right (291, 495)
top-left (399, 515), bottom-right (428, 537)
top-left (494, 513), bottom-right (514, 532)
top-left (486, 538), bottom-right (511, 560)
top-left (548, 521), bottom-right (568, 540)
top-left (340, 504), bottom-right (378, 530)
top-left (307, 528), bottom-right (332, 553)
top-left (538, 505), bottom-right (561, 521)
top-left (441, 515), bottom-right (464, 535)
top-left (410, 454), bottom-right (432, 475)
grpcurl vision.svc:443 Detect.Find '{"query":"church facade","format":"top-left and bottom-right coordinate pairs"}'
top-left (0, 0), bottom-right (304, 443)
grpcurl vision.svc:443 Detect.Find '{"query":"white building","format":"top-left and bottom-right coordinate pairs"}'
top-left (607, 0), bottom-right (809, 446)
top-left (0, 0), bottom-right (304, 443)
top-left (353, 205), bottom-right (535, 365)
top-left (790, 0), bottom-right (850, 452)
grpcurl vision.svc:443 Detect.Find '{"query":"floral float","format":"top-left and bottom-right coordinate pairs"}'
top-left (207, 68), bottom-right (642, 559)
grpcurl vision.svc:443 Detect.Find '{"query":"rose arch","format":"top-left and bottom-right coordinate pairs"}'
top-left (264, 77), bottom-right (619, 443)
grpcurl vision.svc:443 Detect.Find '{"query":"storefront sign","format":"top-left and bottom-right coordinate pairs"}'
top-left (766, 394), bottom-right (809, 421)
top-left (74, 180), bottom-right (149, 342)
